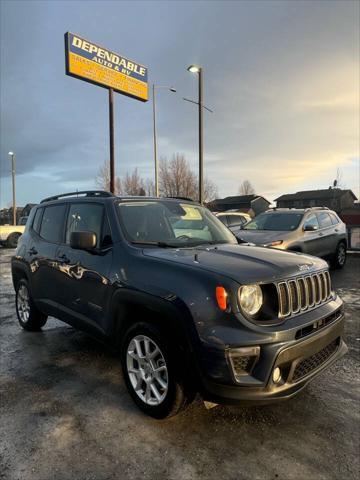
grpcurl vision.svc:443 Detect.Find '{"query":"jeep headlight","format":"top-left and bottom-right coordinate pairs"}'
top-left (238, 284), bottom-right (263, 316)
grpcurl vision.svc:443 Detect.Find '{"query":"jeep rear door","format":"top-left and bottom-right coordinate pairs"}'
top-left (28, 204), bottom-right (67, 313)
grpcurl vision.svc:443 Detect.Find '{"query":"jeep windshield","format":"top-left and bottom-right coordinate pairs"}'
top-left (117, 200), bottom-right (237, 247)
top-left (244, 212), bottom-right (303, 231)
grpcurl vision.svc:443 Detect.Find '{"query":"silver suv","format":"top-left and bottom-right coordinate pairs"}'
top-left (237, 207), bottom-right (347, 268)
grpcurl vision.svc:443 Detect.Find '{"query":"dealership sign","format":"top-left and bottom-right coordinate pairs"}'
top-left (64, 32), bottom-right (148, 101)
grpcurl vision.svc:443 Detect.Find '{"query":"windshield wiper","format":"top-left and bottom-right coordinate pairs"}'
top-left (131, 241), bottom-right (179, 248)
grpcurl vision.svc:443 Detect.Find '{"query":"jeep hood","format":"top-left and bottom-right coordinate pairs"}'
top-left (143, 244), bottom-right (326, 284)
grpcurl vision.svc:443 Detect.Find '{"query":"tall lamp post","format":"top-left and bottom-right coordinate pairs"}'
top-left (187, 65), bottom-right (205, 204)
top-left (152, 84), bottom-right (176, 197)
top-left (8, 151), bottom-right (16, 225)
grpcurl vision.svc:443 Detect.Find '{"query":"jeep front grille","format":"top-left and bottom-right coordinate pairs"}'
top-left (277, 271), bottom-right (332, 318)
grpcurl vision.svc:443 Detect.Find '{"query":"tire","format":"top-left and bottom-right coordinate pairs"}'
top-left (15, 279), bottom-right (47, 331)
top-left (6, 232), bottom-right (21, 248)
top-left (331, 242), bottom-right (347, 269)
top-left (121, 322), bottom-right (195, 419)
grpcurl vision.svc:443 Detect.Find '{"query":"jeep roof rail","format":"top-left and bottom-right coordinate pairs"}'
top-left (167, 196), bottom-right (195, 202)
top-left (40, 190), bottom-right (114, 204)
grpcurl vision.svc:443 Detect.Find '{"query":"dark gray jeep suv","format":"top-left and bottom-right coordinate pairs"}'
top-left (11, 191), bottom-right (347, 418)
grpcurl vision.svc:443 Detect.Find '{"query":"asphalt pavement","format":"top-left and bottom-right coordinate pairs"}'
top-left (0, 248), bottom-right (359, 480)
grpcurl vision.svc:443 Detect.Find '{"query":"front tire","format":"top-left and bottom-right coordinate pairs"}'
top-left (15, 279), bottom-right (47, 331)
top-left (121, 322), bottom-right (194, 419)
top-left (331, 242), bottom-right (347, 269)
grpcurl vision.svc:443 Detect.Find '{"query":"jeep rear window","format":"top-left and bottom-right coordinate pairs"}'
top-left (117, 200), bottom-right (237, 247)
top-left (244, 212), bottom-right (303, 231)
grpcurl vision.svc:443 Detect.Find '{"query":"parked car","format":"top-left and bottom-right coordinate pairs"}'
top-left (18, 216), bottom-right (29, 226)
top-left (0, 224), bottom-right (25, 248)
top-left (237, 207), bottom-right (347, 269)
top-left (12, 191), bottom-right (347, 418)
top-left (216, 211), bottom-right (251, 236)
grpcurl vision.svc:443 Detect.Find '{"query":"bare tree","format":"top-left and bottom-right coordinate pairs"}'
top-left (145, 179), bottom-right (156, 197)
top-left (159, 153), bottom-right (219, 202)
top-left (159, 154), bottom-right (198, 199)
top-left (203, 177), bottom-right (218, 203)
top-left (122, 168), bottom-right (146, 196)
top-left (95, 160), bottom-right (122, 195)
top-left (238, 180), bottom-right (255, 195)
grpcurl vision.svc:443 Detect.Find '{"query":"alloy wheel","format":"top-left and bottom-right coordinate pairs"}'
top-left (338, 245), bottom-right (346, 266)
top-left (17, 284), bottom-right (30, 323)
top-left (126, 335), bottom-right (168, 406)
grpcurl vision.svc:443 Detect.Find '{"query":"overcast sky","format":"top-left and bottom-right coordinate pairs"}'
top-left (1, 0), bottom-right (359, 208)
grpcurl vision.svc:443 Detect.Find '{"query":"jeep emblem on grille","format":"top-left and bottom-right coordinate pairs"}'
top-left (298, 264), bottom-right (311, 271)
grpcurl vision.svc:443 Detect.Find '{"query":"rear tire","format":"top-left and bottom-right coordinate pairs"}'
top-left (121, 322), bottom-right (195, 419)
top-left (15, 279), bottom-right (47, 331)
top-left (331, 242), bottom-right (347, 269)
top-left (6, 232), bottom-right (21, 248)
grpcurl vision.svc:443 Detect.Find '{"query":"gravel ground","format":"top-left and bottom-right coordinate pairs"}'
top-left (0, 248), bottom-right (359, 480)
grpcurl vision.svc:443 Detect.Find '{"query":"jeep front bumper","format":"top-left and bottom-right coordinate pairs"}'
top-left (198, 303), bottom-right (347, 405)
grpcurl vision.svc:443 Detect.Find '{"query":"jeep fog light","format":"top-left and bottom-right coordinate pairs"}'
top-left (272, 367), bottom-right (282, 383)
top-left (228, 346), bottom-right (260, 379)
top-left (238, 284), bottom-right (263, 316)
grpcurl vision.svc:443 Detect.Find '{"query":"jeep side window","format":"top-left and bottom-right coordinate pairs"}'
top-left (317, 212), bottom-right (332, 229)
top-left (32, 208), bottom-right (43, 234)
top-left (66, 203), bottom-right (104, 247)
top-left (303, 213), bottom-right (319, 230)
top-left (39, 205), bottom-right (66, 243)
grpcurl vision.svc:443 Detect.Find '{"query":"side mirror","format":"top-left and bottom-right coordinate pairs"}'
top-left (70, 231), bottom-right (97, 250)
top-left (303, 224), bottom-right (318, 232)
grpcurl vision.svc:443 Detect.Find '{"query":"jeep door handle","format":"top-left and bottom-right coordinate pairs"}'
top-left (318, 233), bottom-right (324, 236)
top-left (58, 253), bottom-right (70, 264)
top-left (335, 228), bottom-right (339, 232)
top-left (28, 247), bottom-right (38, 255)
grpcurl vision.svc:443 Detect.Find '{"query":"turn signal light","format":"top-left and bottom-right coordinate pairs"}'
top-left (216, 286), bottom-right (228, 311)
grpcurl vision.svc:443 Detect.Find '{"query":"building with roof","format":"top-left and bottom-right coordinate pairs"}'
top-left (275, 188), bottom-right (357, 213)
top-left (208, 194), bottom-right (271, 216)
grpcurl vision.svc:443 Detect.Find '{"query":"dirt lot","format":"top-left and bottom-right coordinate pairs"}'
top-left (0, 248), bottom-right (359, 480)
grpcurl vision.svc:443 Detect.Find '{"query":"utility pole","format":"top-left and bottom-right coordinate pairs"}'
top-left (8, 152), bottom-right (16, 225)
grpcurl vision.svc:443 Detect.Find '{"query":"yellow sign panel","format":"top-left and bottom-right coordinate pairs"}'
top-left (65, 32), bottom-right (148, 102)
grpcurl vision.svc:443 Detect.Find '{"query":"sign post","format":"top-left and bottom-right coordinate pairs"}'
top-left (109, 88), bottom-right (115, 193)
top-left (64, 32), bottom-right (148, 193)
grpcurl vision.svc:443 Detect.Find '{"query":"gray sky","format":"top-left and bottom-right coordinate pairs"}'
top-left (1, 0), bottom-right (359, 208)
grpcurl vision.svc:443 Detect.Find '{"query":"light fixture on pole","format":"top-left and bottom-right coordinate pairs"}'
top-left (186, 65), bottom-right (211, 205)
top-left (152, 84), bottom-right (176, 197)
top-left (8, 151), bottom-right (16, 225)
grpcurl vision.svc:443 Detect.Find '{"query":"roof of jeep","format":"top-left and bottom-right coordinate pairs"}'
top-left (39, 191), bottom-right (199, 206)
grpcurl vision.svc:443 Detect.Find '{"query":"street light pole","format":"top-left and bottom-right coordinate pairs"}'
top-left (152, 84), bottom-right (176, 197)
top-left (8, 152), bottom-right (16, 225)
top-left (187, 65), bottom-right (207, 204)
top-left (152, 84), bottom-right (158, 197)
top-left (198, 68), bottom-right (204, 205)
